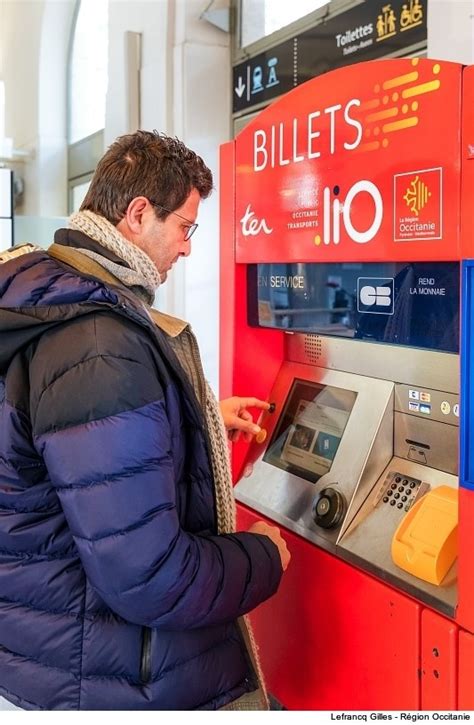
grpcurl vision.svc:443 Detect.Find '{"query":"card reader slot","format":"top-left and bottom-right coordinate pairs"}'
top-left (405, 439), bottom-right (430, 450)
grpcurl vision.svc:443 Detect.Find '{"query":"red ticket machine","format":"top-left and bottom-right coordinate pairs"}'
top-left (220, 58), bottom-right (474, 709)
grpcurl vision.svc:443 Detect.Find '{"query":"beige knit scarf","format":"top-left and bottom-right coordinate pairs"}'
top-left (205, 385), bottom-right (269, 710)
top-left (68, 210), bottom-right (161, 305)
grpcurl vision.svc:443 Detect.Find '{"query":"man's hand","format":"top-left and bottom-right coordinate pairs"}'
top-left (219, 396), bottom-right (270, 443)
top-left (248, 521), bottom-right (291, 571)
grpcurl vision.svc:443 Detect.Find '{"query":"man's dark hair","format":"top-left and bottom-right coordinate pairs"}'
top-left (80, 130), bottom-right (213, 225)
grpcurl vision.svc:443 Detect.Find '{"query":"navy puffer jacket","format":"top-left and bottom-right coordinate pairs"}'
top-left (0, 232), bottom-right (282, 710)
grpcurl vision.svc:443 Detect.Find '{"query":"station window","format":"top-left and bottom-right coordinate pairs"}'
top-left (68, 0), bottom-right (109, 143)
top-left (67, 0), bottom-right (108, 213)
top-left (69, 178), bottom-right (91, 213)
top-left (240, 0), bottom-right (330, 48)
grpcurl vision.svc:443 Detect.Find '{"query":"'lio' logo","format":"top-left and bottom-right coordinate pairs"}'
top-left (318, 180), bottom-right (383, 246)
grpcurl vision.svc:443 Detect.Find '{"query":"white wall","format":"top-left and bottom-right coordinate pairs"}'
top-left (106, 0), bottom-right (230, 391)
top-left (0, 1), bottom-right (43, 153)
top-left (106, 0), bottom-right (173, 144)
top-left (173, 1), bottom-right (230, 392)
top-left (428, 0), bottom-right (474, 64)
top-left (1, 0), bottom-right (74, 217)
top-left (36, 0), bottom-right (75, 216)
top-left (1, 0), bottom-right (44, 214)
top-left (1, 0), bottom-right (230, 390)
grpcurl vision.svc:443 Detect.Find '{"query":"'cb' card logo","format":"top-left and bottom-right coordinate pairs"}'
top-left (393, 167), bottom-right (442, 242)
top-left (357, 277), bottom-right (394, 315)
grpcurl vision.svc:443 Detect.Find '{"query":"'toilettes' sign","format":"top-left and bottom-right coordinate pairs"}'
top-left (233, 0), bottom-right (427, 113)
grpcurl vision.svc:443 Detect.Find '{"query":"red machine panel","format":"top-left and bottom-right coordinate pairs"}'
top-left (235, 59), bottom-right (462, 264)
top-left (460, 65), bottom-right (474, 259)
top-left (458, 630), bottom-right (474, 709)
top-left (458, 66), bottom-right (474, 636)
top-left (238, 505), bottom-right (421, 710)
top-left (220, 58), bottom-right (470, 710)
top-left (421, 609), bottom-right (458, 710)
top-left (457, 488), bottom-right (474, 634)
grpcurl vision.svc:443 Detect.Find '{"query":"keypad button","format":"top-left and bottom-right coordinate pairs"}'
top-left (391, 483), bottom-right (397, 490)
top-left (387, 490), bottom-right (392, 497)
top-left (410, 482), bottom-right (416, 489)
top-left (390, 500), bottom-right (396, 506)
top-left (395, 476), bottom-right (401, 483)
top-left (397, 503), bottom-right (403, 509)
top-left (401, 495), bottom-right (407, 502)
top-left (383, 497), bottom-right (389, 503)
top-left (398, 486), bottom-right (404, 492)
top-left (394, 493), bottom-right (400, 499)
top-left (402, 479), bottom-right (408, 485)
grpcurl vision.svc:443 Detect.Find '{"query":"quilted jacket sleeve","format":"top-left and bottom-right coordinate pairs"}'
top-left (30, 313), bottom-right (283, 629)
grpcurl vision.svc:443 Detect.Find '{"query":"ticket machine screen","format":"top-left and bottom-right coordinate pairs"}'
top-left (264, 380), bottom-right (358, 483)
top-left (248, 261), bottom-right (459, 353)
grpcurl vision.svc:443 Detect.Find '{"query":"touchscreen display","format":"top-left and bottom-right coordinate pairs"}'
top-left (264, 380), bottom-right (357, 483)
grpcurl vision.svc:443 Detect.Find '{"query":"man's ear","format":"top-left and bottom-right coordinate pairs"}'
top-left (118, 196), bottom-right (150, 236)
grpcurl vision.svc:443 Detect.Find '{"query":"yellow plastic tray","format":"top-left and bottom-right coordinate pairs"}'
top-left (391, 485), bottom-right (458, 586)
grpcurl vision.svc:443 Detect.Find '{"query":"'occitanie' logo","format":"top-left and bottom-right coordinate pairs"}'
top-left (403, 175), bottom-right (431, 216)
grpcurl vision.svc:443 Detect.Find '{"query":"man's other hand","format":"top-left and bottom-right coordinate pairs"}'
top-left (219, 396), bottom-right (270, 443)
top-left (248, 521), bottom-right (291, 571)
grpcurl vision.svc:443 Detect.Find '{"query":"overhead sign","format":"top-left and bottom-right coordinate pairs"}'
top-left (233, 0), bottom-right (427, 113)
top-left (234, 58), bottom-right (462, 264)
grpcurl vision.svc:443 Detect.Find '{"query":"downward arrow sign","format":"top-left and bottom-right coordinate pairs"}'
top-left (235, 76), bottom-right (245, 98)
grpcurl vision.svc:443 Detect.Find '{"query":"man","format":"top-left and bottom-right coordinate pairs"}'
top-left (0, 131), bottom-right (290, 710)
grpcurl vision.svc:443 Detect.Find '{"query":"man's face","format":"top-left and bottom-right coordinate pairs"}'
top-left (139, 188), bottom-right (201, 282)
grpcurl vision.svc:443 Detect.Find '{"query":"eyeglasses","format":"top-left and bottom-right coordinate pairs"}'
top-left (149, 200), bottom-right (198, 241)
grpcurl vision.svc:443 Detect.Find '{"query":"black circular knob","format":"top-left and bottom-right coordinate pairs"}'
top-left (312, 487), bottom-right (346, 529)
